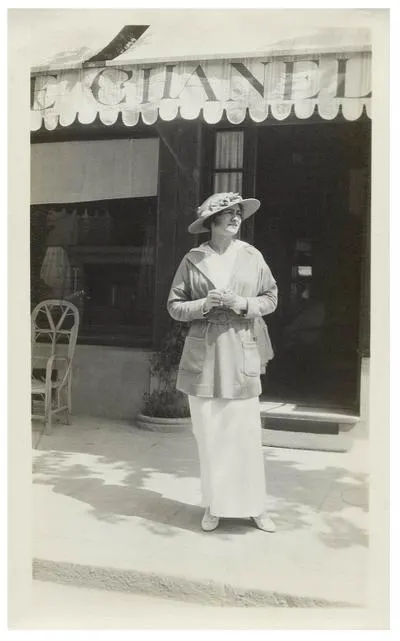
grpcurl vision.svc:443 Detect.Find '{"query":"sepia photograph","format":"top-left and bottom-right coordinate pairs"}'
top-left (7, 5), bottom-right (390, 631)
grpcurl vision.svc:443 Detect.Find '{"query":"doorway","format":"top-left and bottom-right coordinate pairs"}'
top-left (253, 121), bottom-right (370, 412)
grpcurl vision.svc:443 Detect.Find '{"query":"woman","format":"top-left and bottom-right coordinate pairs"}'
top-left (167, 192), bottom-right (277, 533)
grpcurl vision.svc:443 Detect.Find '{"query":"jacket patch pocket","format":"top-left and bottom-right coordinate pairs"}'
top-left (179, 336), bottom-right (206, 374)
top-left (242, 340), bottom-right (261, 377)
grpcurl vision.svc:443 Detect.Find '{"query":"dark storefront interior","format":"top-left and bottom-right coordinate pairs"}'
top-left (31, 196), bottom-right (157, 347)
top-left (253, 121), bottom-right (371, 412)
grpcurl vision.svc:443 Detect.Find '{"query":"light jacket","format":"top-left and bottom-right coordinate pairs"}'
top-left (167, 240), bottom-right (278, 399)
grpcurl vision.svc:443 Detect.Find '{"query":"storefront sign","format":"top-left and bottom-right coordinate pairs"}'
top-left (31, 53), bottom-right (371, 130)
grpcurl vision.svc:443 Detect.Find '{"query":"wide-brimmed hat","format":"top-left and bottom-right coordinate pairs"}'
top-left (188, 192), bottom-right (261, 234)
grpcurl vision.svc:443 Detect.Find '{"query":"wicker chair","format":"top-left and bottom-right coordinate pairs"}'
top-left (31, 299), bottom-right (80, 434)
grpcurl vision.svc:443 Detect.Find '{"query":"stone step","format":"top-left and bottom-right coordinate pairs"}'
top-left (259, 400), bottom-right (360, 452)
top-left (261, 428), bottom-right (352, 452)
top-left (259, 400), bottom-right (359, 427)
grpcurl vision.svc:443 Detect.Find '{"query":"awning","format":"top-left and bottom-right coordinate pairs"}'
top-left (28, 11), bottom-right (372, 72)
top-left (31, 138), bottom-right (159, 204)
top-left (31, 52), bottom-right (371, 130)
top-left (29, 12), bottom-right (372, 131)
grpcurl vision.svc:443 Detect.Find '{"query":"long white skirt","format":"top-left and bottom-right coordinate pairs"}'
top-left (189, 395), bottom-right (267, 518)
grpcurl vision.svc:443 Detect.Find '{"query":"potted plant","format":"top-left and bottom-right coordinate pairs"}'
top-left (136, 322), bottom-right (191, 432)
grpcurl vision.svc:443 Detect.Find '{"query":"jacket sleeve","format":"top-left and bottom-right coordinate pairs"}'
top-left (243, 254), bottom-right (278, 319)
top-left (167, 256), bottom-right (208, 323)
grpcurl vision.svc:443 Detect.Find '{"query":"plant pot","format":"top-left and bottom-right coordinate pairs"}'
top-left (135, 412), bottom-right (192, 433)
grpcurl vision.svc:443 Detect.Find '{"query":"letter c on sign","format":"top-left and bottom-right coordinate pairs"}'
top-left (90, 68), bottom-right (133, 106)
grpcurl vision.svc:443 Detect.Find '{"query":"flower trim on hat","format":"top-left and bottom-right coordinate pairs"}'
top-left (197, 192), bottom-right (242, 215)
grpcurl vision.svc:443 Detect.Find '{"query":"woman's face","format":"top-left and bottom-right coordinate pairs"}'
top-left (211, 205), bottom-right (243, 237)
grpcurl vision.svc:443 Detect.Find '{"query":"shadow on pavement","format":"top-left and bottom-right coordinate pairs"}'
top-left (32, 423), bottom-right (368, 547)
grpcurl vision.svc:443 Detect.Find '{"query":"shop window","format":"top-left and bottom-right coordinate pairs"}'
top-left (212, 130), bottom-right (244, 194)
top-left (31, 197), bottom-right (157, 348)
top-left (31, 137), bottom-right (159, 348)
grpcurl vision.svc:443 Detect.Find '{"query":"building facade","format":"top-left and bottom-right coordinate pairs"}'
top-left (30, 21), bottom-right (372, 423)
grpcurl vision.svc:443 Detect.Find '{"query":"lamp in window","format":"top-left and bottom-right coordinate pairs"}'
top-left (40, 207), bottom-right (77, 298)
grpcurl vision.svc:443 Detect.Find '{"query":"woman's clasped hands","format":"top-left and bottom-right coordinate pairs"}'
top-left (203, 289), bottom-right (247, 315)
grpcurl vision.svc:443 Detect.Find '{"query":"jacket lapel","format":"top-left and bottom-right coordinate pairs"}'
top-left (186, 245), bottom-right (217, 288)
top-left (186, 240), bottom-right (251, 291)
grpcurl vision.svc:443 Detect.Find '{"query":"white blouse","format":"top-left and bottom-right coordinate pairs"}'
top-left (201, 240), bottom-right (241, 290)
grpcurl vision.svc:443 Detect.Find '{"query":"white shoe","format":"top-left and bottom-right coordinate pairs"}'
top-left (252, 513), bottom-right (276, 533)
top-left (201, 508), bottom-right (220, 532)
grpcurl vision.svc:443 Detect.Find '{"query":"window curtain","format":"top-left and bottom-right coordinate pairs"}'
top-left (214, 172), bottom-right (243, 193)
top-left (213, 131), bottom-right (243, 193)
top-left (215, 131), bottom-right (244, 169)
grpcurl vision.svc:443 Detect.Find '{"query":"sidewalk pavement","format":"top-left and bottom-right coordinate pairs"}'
top-left (32, 416), bottom-right (369, 609)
